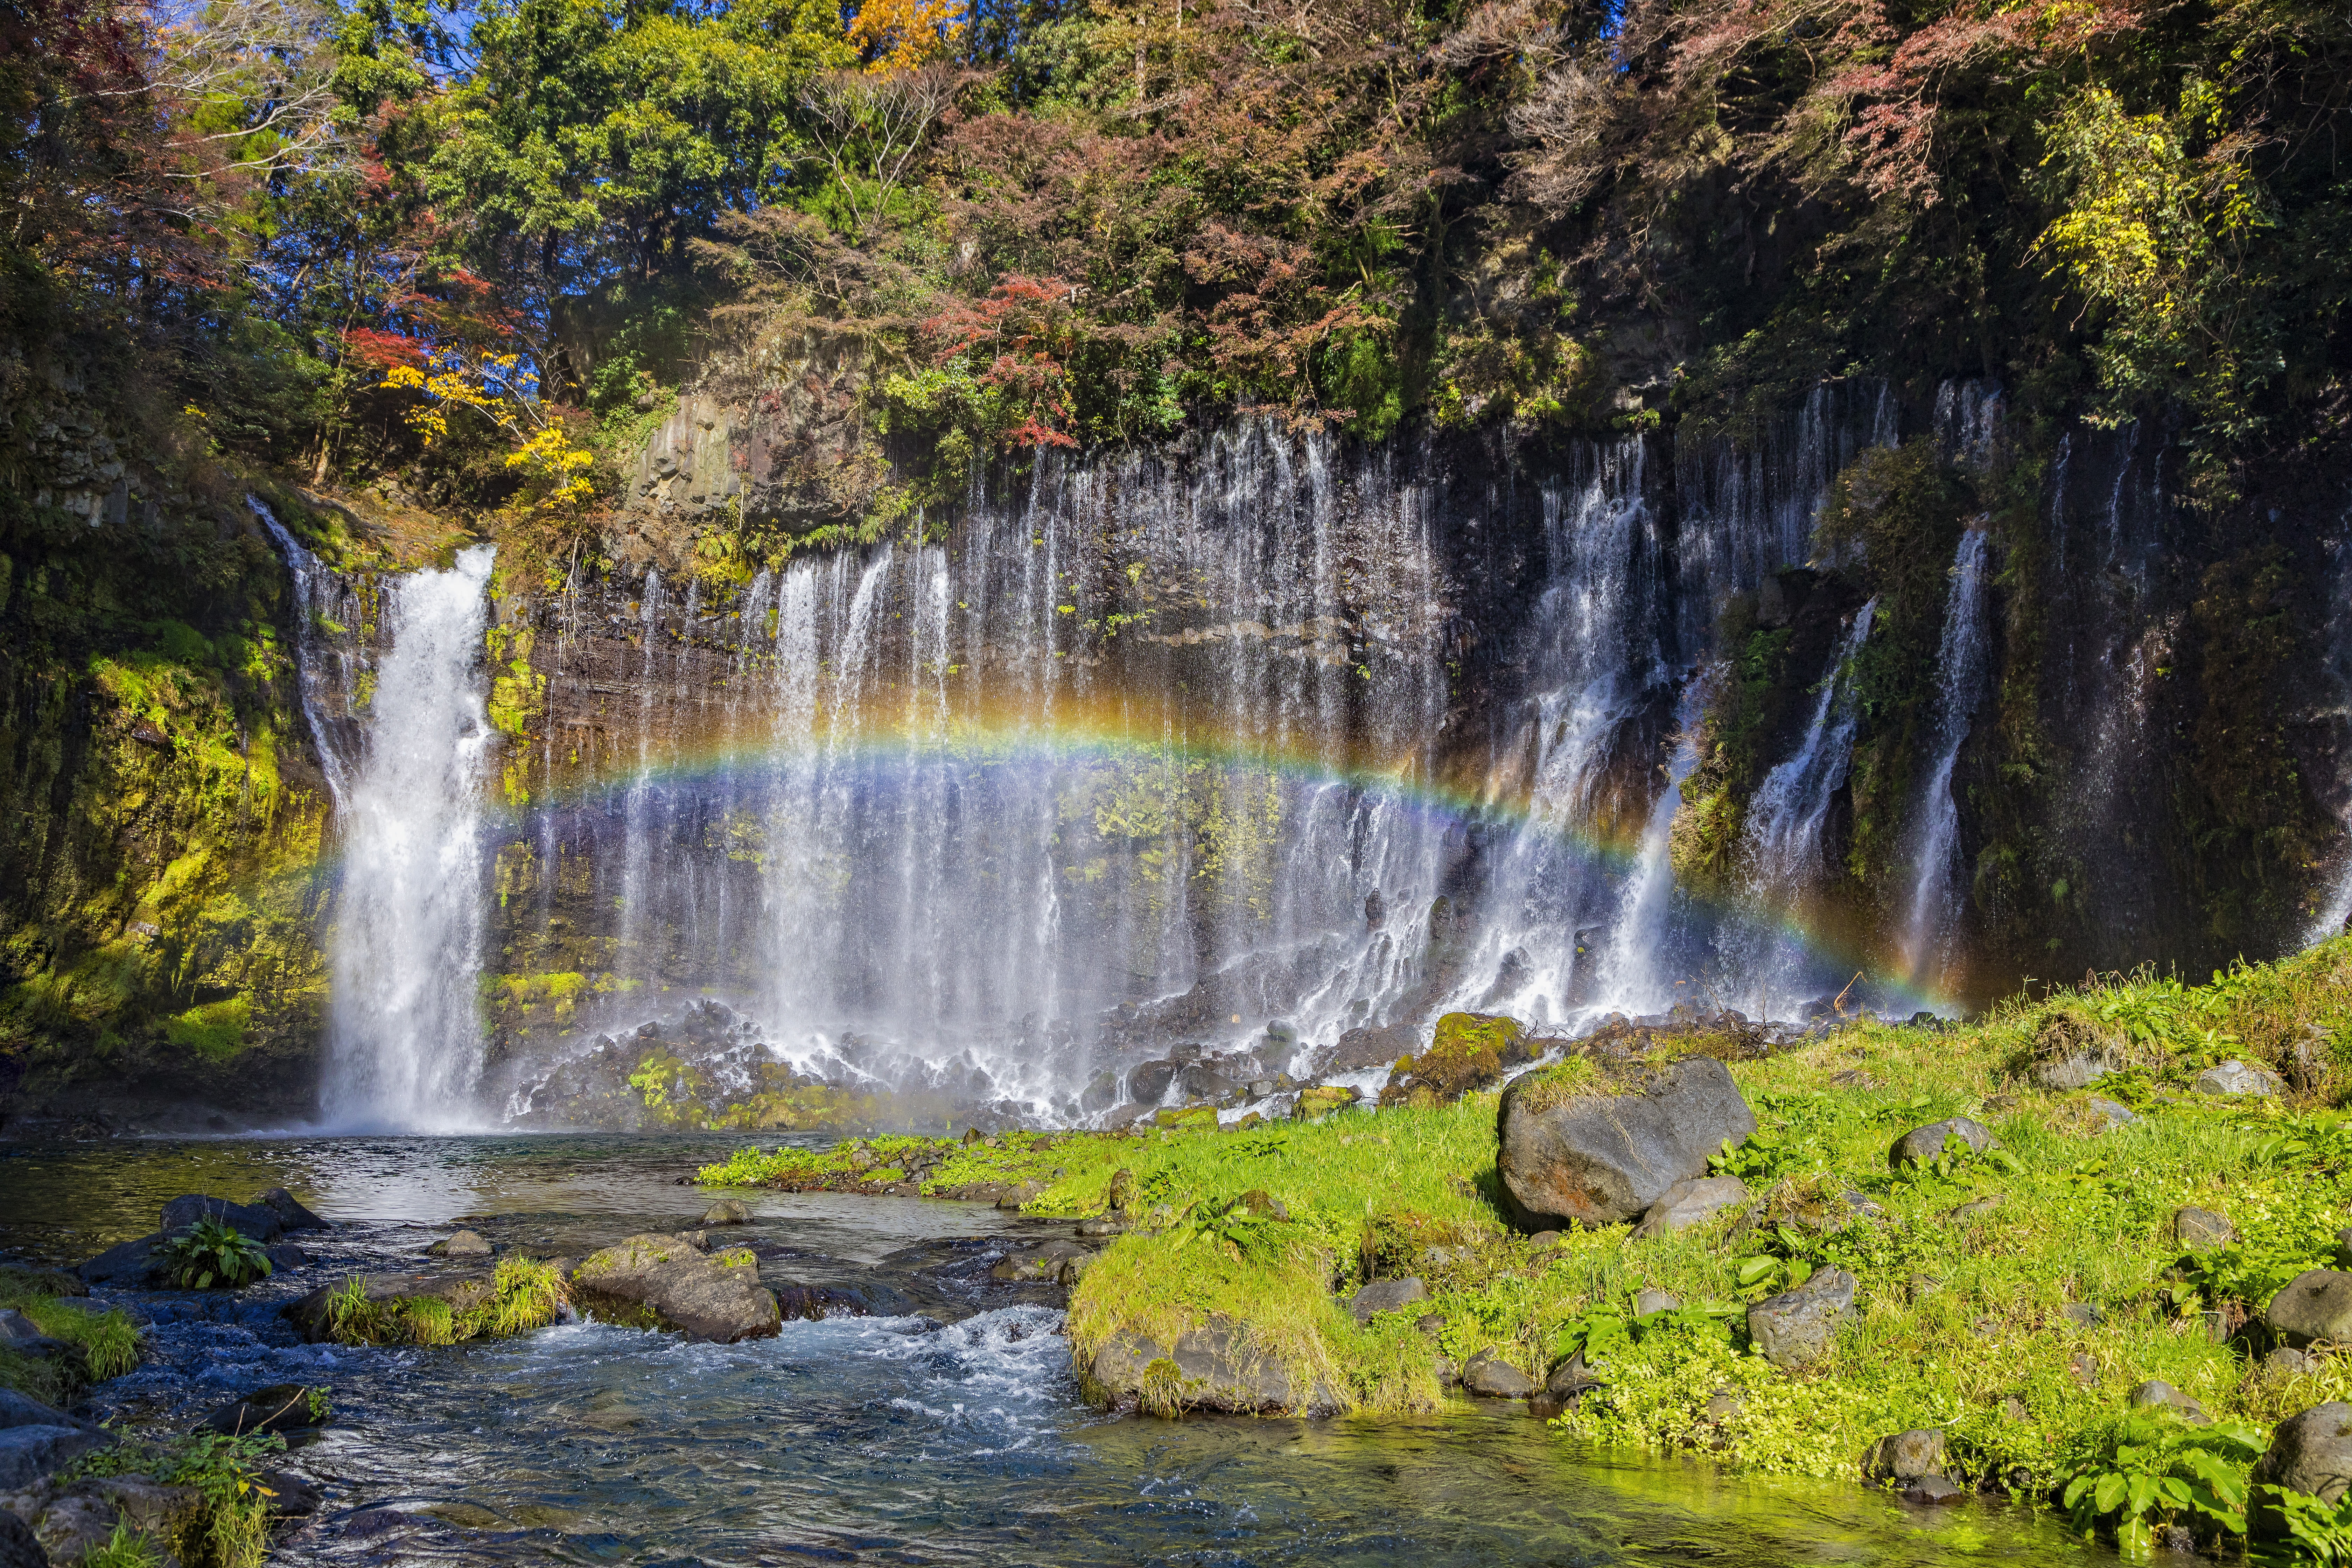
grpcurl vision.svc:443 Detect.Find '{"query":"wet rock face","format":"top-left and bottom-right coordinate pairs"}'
top-left (1497, 1057), bottom-right (1757, 1228)
top-left (570, 1232), bottom-right (782, 1344)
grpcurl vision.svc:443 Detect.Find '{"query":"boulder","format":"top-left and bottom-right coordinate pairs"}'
top-left (1498, 1057), bottom-right (1757, 1228)
top-left (0, 1425), bottom-right (105, 1490)
top-left (2271, 1348), bottom-right (2326, 1377)
top-left (426, 1229), bottom-right (492, 1258)
top-left (990, 1241), bottom-right (1095, 1285)
top-left (2083, 1097), bottom-right (2137, 1127)
top-left (0, 1509), bottom-right (41, 1568)
top-left (2174, 1206), bottom-right (2235, 1253)
top-left (2129, 1380), bottom-right (2210, 1425)
top-left (1460, 1352), bottom-right (1539, 1398)
top-left (0, 1392), bottom-right (99, 1436)
top-left (2267, 1270), bottom-right (2352, 1347)
top-left (1630, 1176), bottom-right (1750, 1240)
top-left (257, 1188), bottom-right (328, 1231)
top-left (2251, 1402), bottom-right (2352, 1538)
top-left (1126, 1060), bottom-right (1181, 1104)
top-left (700, 1199), bottom-right (751, 1226)
top-left (201, 1384), bottom-right (326, 1437)
top-left (1864, 1429), bottom-right (1948, 1484)
top-left (2196, 1059), bottom-right (2285, 1097)
top-left (1889, 1117), bottom-right (1995, 1169)
top-left (570, 1232), bottom-right (780, 1343)
top-left (1349, 1277), bottom-right (1428, 1324)
top-left (4, 1474), bottom-right (198, 1567)
top-left (159, 1194), bottom-right (283, 1243)
top-left (1746, 1268), bottom-right (1857, 1370)
top-left (75, 1236), bottom-right (160, 1289)
top-left (1633, 1289), bottom-right (1681, 1317)
top-left (0, 1312), bottom-right (65, 1360)
top-left (2032, 1049), bottom-right (2123, 1091)
top-left (1088, 1320), bottom-right (1339, 1416)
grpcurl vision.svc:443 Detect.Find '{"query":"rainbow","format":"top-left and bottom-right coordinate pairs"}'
top-left (462, 693), bottom-right (1960, 1021)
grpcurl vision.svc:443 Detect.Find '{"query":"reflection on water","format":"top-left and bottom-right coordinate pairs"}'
top-left (0, 1137), bottom-right (2111, 1566)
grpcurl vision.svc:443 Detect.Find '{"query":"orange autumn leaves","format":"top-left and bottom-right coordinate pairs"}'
top-left (847, 0), bottom-right (964, 74)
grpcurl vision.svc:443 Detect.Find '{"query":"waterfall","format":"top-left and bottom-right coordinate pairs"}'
top-left (1592, 680), bottom-right (1707, 1014)
top-left (251, 499), bottom-right (359, 800)
top-left (1729, 600), bottom-right (1878, 1014)
top-left (1455, 440), bottom-right (1666, 1025)
top-left (321, 545), bottom-right (497, 1131)
top-left (1896, 530), bottom-right (1992, 990)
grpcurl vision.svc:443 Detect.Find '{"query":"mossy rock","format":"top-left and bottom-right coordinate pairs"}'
top-left (1379, 1013), bottom-right (1534, 1107)
top-left (1292, 1084), bottom-right (1361, 1119)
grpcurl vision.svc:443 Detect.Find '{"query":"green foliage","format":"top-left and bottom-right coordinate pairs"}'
top-left (322, 1256), bottom-right (569, 1347)
top-left (2267, 1486), bottom-right (2352, 1563)
top-left (2057, 1408), bottom-right (2261, 1555)
top-left (67, 1430), bottom-right (285, 1568)
top-left (82, 1517), bottom-right (166, 1568)
top-left (156, 1220), bottom-right (273, 1291)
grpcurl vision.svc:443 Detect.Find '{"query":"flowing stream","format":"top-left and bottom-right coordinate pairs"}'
top-left (0, 1136), bottom-right (2109, 1567)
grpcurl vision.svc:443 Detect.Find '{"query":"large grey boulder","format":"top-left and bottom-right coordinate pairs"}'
top-left (1460, 1352), bottom-right (1539, 1398)
top-left (2197, 1059), bottom-right (2285, 1097)
top-left (1088, 1320), bottom-right (1340, 1416)
top-left (0, 1425), bottom-right (105, 1490)
top-left (1889, 1118), bottom-right (1995, 1169)
top-left (1349, 1278), bottom-right (1428, 1323)
top-left (2251, 1402), bottom-right (2352, 1538)
top-left (571, 1232), bottom-right (780, 1343)
top-left (1864, 1429), bottom-right (1947, 1483)
top-left (1630, 1176), bottom-right (1750, 1240)
top-left (1498, 1057), bottom-right (1757, 1227)
top-left (256, 1188), bottom-right (329, 1231)
top-left (1746, 1268), bottom-right (1857, 1370)
top-left (2268, 1270), bottom-right (2352, 1347)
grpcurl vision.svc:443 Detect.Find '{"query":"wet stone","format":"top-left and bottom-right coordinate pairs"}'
top-left (2174, 1206), bottom-right (2235, 1253)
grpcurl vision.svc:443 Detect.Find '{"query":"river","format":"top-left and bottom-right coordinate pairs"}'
top-left (0, 1135), bottom-right (2111, 1565)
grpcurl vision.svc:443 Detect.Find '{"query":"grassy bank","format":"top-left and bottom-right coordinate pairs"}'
top-left (702, 937), bottom-right (2352, 1549)
top-left (0, 1265), bottom-right (142, 1408)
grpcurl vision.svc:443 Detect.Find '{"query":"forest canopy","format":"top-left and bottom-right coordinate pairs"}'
top-left (1, 0), bottom-right (2346, 514)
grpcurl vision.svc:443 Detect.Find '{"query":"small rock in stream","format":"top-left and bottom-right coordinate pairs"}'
top-left (426, 1229), bottom-right (492, 1258)
top-left (201, 1383), bottom-right (327, 1437)
top-left (701, 1199), bottom-right (752, 1226)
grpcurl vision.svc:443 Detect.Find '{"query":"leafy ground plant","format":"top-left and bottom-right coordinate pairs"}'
top-left (64, 1430), bottom-right (284, 1568)
top-left (2058, 1407), bottom-right (2260, 1557)
top-left (156, 1219), bottom-right (273, 1290)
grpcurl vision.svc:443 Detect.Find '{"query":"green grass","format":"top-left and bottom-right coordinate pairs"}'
top-left (67, 1429), bottom-right (283, 1568)
top-left (323, 1256), bottom-right (570, 1347)
top-left (694, 936), bottom-right (2352, 1554)
top-left (0, 1265), bottom-right (143, 1401)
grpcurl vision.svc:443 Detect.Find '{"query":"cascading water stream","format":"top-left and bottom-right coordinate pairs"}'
top-left (1728, 600), bottom-right (1878, 1016)
top-left (1592, 681), bottom-right (1707, 1016)
top-left (1896, 529), bottom-right (1991, 990)
top-left (251, 498), bottom-right (358, 801)
top-left (321, 544), bottom-right (497, 1131)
